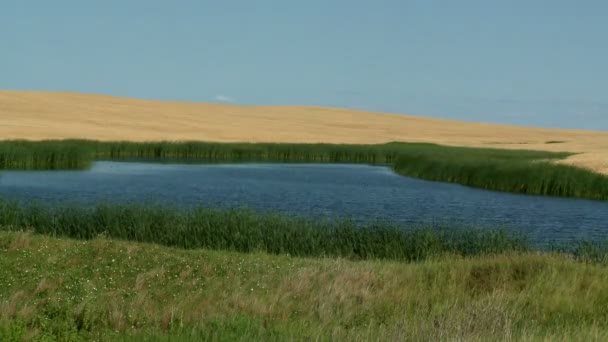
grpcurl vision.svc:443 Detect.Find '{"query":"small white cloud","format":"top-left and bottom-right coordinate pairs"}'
top-left (503, 111), bottom-right (538, 118)
top-left (215, 95), bottom-right (236, 103)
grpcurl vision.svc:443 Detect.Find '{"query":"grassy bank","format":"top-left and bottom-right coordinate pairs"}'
top-left (3, 139), bottom-right (608, 200)
top-left (2, 232), bottom-right (608, 341)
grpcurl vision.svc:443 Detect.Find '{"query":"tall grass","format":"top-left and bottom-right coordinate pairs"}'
top-left (392, 152), bottom-right (608, 200)
top-left (0, 140), bottom-right (90, 170)
top-left (3, 201), bottom-right (605, 262)
top-left (0, 201), bottom-right (528, 261)
top-left (2, 232), bottom-right (608, 340)
top-left (0, 140), bottom-right (567, 168)
top-left (87, 140), bottom-right (404, 163)
top-left (1, 140), bottom-right (608, 200)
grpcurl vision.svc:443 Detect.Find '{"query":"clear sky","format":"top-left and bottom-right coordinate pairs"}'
top-left (2, 0), bottom-right (607, 129)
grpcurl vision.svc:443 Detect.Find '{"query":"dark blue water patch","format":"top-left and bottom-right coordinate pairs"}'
top-left (0, 161), bottom-right (607, 245)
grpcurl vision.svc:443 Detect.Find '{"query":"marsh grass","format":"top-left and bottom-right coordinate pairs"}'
top-left (2, 232), bottom-right (608, 341)
top-left (1, 201), bottom-right (606, 263)
top-left (0, 140), bottom-right (569, 168)
top-left (0, 201), bottom-right (528, 261)
top-left (88, 140), bottom-right (404, 163)
top-left (0, 140), bottom-right (90, 170)
top-left (392, 153), bottom-right (608, 200)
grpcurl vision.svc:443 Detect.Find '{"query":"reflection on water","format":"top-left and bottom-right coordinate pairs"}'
top-left (0, 161), bottom-right (607, 245)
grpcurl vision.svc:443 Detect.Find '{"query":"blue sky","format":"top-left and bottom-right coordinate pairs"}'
top-left (2, 0), bottom-right (607, 129)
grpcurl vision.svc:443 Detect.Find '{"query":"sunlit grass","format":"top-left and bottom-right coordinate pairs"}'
top-left (2, 232), bottom-right (608, 340)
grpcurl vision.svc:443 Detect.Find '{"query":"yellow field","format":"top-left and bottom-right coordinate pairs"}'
top-left (1, 90), bottom-right (607, 173)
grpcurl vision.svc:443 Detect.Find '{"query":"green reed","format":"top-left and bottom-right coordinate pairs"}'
top-left (0, 140), bottom-right (567, 168)
top-left (0, 201), bottom-right (528, 261)
top-left (0, 140), bottom-right (91, 170)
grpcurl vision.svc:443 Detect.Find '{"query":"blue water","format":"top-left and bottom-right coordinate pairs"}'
top-left (0, 161), bottom-right (607, 244)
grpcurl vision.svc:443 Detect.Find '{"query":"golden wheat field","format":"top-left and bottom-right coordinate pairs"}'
top-left (1, 90), bottom-right (607, 174)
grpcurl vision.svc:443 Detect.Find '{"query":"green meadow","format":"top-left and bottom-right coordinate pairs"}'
top-left (2, 231), bottom-right (608, 341)
top-left (1, 201), bottom-right (606, 340)
top-left (1, 140), bottom-right (608, 200)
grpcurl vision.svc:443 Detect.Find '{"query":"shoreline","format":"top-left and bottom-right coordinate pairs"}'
top-left (2, 140), bottom-right (608, 201)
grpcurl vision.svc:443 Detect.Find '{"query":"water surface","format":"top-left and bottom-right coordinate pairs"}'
top-left (0, 161), bottom-right (606, 245)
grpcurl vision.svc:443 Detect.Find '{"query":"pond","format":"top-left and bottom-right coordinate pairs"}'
top-left (0, 161), bottom-right (606, 245)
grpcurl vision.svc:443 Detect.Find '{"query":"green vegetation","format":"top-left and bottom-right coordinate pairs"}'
top-left (0, 201), bottom-right (528, 262)
top-left (545, 140), bottom-right (567, 144)
top-left (3, 139), bottom-right (608, 200)
top-left (0, 140), bottom-right (90, 170)
top-left (392, 152), bottom-right (608, 200)
top-left (0, 140), bottom-right (407, 167)
top-left (2, 232), bottom-right (608, 341)
top-left (1, 201), bottom-right (607, 262)
top-left (1, 201), bottom-right (606, 340)
top-left (87, 140), bottom-right (404, 163)
top-left (0, 140), bottom-right (570, 166)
